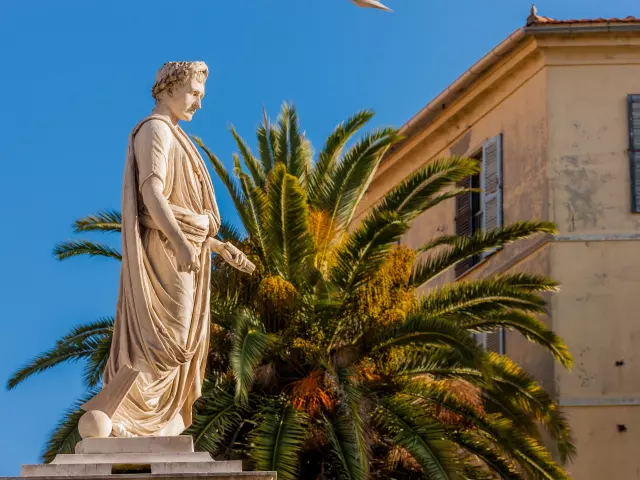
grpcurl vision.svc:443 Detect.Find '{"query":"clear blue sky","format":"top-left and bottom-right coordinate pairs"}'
top-left (0, 0), bottom-right (636, 475)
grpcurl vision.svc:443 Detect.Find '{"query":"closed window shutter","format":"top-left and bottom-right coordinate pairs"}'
top-left (474, 332), bottom-right (487, 350)
top-left (628, 95), bottom-right (640, 212)
top-left (480, 134), bottom-right (505, 354)
top-left (481, 134), bottom-right (503, 232)
top-left (485, 329), bottom-right (505, 354)
top-left (455, 177), bottom-right (472, 277)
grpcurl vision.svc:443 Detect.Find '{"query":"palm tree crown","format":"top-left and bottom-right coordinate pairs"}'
top-left (8, 103), bottom-right (574, 479)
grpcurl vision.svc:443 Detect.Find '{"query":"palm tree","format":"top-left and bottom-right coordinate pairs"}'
top-left (8, 103), bottom-right (575, 479)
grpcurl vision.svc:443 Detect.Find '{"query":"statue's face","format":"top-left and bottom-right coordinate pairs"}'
top-left (161, 76), bottom-right (205, 122)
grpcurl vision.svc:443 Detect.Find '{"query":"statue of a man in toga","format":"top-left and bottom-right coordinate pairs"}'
top-left (80, 61), bottom-right (254, 438)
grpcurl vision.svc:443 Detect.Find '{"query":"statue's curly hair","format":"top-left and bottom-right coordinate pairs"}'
top-left (151, 61), bottom-right (208, 101)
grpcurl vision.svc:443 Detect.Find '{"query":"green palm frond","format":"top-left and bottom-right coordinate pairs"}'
top-left (484, 354), bottom-right (575, 463)
top-left (193, 136), bottom-right (252, 229)
top-left (274, 103), bottom-right (311, 186)
top-left (7, 318), bottom-right (113, 390)
top-left (410, 222), bottom-right (557, 286)
top-left (416, 275), bottom-right (555, 321)
top-left (329, 211), bottom-right (408, 294)
top-left (322, 412), bottom-right (368, 480)
top-left (398, 356), bottom-right (575, 465)
top-left (370, 317), bottom-right (487, 375)
top-left (57, 317), bottom-right (114, 346)
top-left (53, 240), bottom-right (121, 261)
top-left (231, 125), bottom-right (267, 189)
top-left (231, 311), bottom-right (274, 404)
top-left (373, 156), bottom-right (479, 221)
top-left (375, 393), bottom-right (461, 480)
top-left (401, 381), bottom-right (570, 480)
top-left (287, 106), bottom-right (312, 187)
top-left (449, 431), bottom-right (520, 479)
top-left (274, 104), bottom-right (291, 167)
top-left (318, 127), bottom-right (400, 234)
top-left (335, 367), bottom-right (369, 477)
top-left (249, 399), bottom-right (307, 480)
top-left (187, 383), bottom-right (245, 455)
top-left (256, 107), bottom-right (277, 174)
top-left (461, 310), bottom-right (572, 368)
top-left (42, 390), bottom-right (98, 463)
top-left (216, 220), bottom-right (246, 244)
top-left (235, 167), bottom-right (269, 266)
top-left (308, 110), bottom-right (375, 206)
top-left (83, 331), bottom-right (112, 388)
top-left (384, 346), bottom-right (470, 380)
top-left (264, 164), bottom-right (313, 280)
top-left (73, 209), bottom-right (122, 233)
top-left (488, 272), bottom-right (561, 293)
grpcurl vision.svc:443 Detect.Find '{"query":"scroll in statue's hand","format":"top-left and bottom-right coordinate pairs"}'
top-left (209, 238), bottom-right (255, 274)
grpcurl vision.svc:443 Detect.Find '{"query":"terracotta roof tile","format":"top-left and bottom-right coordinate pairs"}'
top-left (527, 13), bottom-right (640, 27)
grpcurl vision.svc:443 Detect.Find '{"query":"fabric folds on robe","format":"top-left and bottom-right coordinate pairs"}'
top-left (103, 115), bottom-right (220, 437)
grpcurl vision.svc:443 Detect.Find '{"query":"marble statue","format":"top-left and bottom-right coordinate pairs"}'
top-left (79, 61), bottom-right (254, 439)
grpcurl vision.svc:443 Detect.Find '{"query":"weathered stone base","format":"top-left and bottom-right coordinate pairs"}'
top-left (5, 475), bottom-right (276, 480)
top-left (9, 436), bottom-right (275, 479)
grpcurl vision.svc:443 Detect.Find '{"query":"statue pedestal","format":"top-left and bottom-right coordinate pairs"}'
top-left (10, 436), bottom-right (276, 479)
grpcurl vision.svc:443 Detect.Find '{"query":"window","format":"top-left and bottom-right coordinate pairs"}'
top-left (454, 134), bottom-right (504, 354)
top-left (454, 163), bottom-right (482, 276)
top-left (454, 134), bottom-right (503, 276)
top-left (627, 95), bottom-right (640, 212)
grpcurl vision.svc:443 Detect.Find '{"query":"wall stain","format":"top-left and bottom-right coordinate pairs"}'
top-left (556, 154), bottom-right (609, 230)
top-left (449, 130), bottom-right (472, 157)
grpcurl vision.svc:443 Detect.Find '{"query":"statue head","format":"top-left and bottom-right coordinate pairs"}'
top-left (151, 61), bottom-right (208, 122)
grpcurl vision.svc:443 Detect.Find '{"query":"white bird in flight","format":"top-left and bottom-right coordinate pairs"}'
top-left (352, 0), bottom-right (392, 12)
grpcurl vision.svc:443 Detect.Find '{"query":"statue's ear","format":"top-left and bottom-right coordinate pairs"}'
top-left (157, 89), bottom-right (172, 102)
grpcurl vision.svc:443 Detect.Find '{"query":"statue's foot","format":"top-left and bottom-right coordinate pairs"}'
top-left (156, 413), bottom-right (185, 436)
top-left (112, 422), bottom-right (136, 437)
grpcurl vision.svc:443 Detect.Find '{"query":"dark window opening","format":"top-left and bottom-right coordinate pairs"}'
top-left (455, 155), bottom-right (482, 277)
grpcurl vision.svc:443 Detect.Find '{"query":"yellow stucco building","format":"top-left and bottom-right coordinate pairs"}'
top-left (357, 10), bottom-right (640, 479)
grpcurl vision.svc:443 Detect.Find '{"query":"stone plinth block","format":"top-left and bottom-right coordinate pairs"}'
top-left (10, 436), bottom-right (274, 479)
top-left (5, 474), bottom-right (276, 480)
top-left (76, 436), bottom-right (194, 454)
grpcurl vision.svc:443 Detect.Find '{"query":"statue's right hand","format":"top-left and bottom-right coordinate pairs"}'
top-left (176, 241), bottom-right (200, 273)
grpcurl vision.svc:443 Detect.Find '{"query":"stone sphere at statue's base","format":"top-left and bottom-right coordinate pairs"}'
top-left (78, 410), bottom-right (112, 439)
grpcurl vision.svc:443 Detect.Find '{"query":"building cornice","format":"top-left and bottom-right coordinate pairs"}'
top-left (525, 23), bottom-right (640, 34)
top-left (384, 28), bottom-right (527, 163)
top-left (383, 18), bottom-right (640, 167)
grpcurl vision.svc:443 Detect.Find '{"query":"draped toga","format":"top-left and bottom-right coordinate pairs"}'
top-left (103, 115), bottom-right (220, 437)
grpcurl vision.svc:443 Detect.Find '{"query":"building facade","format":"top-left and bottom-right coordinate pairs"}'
top-left (356, 12), bottom-right (640, 479)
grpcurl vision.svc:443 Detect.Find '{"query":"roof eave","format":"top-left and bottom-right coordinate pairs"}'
top-left (525, 22), bottom-right (640, 34)
top-left (385, 27), bottom-right (527, 160)
top-left (384, 20), bottom-right (640, 163)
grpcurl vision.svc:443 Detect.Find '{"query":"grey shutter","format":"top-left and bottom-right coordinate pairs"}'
top-left (485, 329), bottom-right (505, 354)
top-left (475, 330), bottom-right (505, 354)
top-left (455, 177), bottom-right (473, 277)
top-left (474, 332), bottom-right (487, 350)
top-left (628, 95), bottom-right (640, 212)
top-left (481, 134), bottom-right (503, 232)
top-left (480, 135), bottom-right (504, 353)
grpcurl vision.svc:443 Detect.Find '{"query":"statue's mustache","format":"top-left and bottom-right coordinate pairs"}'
top-left (187, 104), bottom-right (198, 113)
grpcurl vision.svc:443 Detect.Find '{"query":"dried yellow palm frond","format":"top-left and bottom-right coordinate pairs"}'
top-left (308, 209), bottom-right (339, 271)
top-left (257, 276), bottom-right (297, 331)
top-left (352, 246), bottom-right (416, 321)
